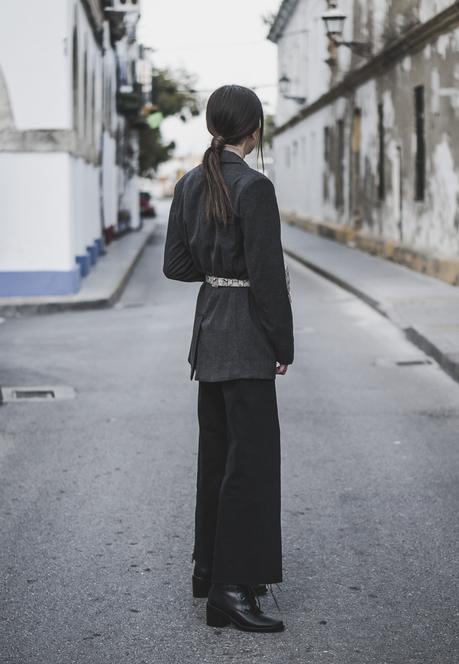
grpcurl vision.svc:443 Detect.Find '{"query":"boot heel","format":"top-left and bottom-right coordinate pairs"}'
top-left (192, 575), bottom-right (210, 598)
top-left (206, 604), bottom-right (231, 627)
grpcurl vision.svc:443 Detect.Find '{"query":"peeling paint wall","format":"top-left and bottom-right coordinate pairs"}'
top-left (273, 0), bottom-right (459, 260)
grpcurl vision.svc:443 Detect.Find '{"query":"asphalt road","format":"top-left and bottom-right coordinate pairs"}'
top-left (1, 203), bottom-right (459, 664)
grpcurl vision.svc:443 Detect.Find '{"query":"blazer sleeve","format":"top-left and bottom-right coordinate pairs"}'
top-left (239, 176), bottom-right (294, 365)
top-left (163, 179), bottom-right (204, 283)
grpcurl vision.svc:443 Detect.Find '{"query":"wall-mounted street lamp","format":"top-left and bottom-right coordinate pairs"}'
top-left (321, 5), bottom-right (372, 61)
top-left (278, 74), bottom-right (307, 105)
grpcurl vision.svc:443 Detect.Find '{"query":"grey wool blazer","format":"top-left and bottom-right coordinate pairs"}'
top-left (162, 148), bottom-right (294, 382)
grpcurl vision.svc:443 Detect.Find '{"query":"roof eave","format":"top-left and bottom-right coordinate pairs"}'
top-left (267, 0), bottom-right (300, 43)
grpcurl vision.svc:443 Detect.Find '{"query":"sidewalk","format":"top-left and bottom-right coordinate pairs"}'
top-left (0, 220), bottom-right (155, 316)
top-left (282, 222), bottom-right (459, 384)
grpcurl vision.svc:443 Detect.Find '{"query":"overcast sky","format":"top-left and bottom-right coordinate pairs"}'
top-left (138, 0), bottom-right (281, 157)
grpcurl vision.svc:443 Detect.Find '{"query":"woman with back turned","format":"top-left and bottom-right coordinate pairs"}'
top-left (163, 84), bottom-right (294, 633)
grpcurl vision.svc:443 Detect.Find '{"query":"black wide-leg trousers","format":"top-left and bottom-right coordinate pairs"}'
top-left (193, 378), bottom-right (282, 586)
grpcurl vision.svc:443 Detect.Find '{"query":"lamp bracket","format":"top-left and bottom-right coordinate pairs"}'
top-left (283, 94), bottom-right (307, 105)
top-left (328, 34), bottom-right (372, 58)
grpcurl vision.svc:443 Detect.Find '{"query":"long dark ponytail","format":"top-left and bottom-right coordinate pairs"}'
top-left (202, 85), bottom-right (265, 225)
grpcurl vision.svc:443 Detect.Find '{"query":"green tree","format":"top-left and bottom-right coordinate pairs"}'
top-left (138, 67), bottom-right (202, 177)
top-left (151, 67), bottom-right (201, 119)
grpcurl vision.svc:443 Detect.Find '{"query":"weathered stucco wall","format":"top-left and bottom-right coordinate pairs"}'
top-left (273, 0), bottom-right (459, 261)
top-left (353, 0), bottom-right (456, 50)
top-left (350, 29), bottom-right (459, 256)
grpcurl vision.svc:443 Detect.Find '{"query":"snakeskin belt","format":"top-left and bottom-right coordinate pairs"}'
top-left (205, 275), bottom-right (250, 288)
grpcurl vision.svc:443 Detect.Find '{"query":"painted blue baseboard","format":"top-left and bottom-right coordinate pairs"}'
top-left (0, 268), bottom-right (81, 296)
top-left (94, 238), bottom-right (105, 255)
top-left (76, 253), bottom-right (91, 277)
top-left (87, 244), bottom-right (98, 265)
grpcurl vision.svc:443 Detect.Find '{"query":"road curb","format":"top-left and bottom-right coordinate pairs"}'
top-left (0, 230), bottom-right (154, 317)
top-left (284, 246), bottom-right (459, 386)
top-left (282, 214), bottom-right (459, 287)
top-left (404, 326), bottom-right (459, 384)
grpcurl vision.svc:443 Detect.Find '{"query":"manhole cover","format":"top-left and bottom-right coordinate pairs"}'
top-left (0, 385), bottom-right (75, 403)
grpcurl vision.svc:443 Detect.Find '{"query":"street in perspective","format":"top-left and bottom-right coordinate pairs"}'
top-left (1, 1), bottom-right (459, 663)
top-left (2, 203), bottom-right (459, 663)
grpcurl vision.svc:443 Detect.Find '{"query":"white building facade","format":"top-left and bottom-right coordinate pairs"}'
top-left (269, 0), bottom-right (459, 281)
top-left (0, 0), bottom-right (146, 296)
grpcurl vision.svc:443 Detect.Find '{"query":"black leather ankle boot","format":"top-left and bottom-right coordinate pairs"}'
top-left (192, 564), bottom-right (268, 599)
top-left (206, 583), bottom-right (284, 632)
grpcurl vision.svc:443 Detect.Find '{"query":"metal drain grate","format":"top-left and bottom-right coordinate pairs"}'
top-left (0, 385), bottom-right (75, 404)
top-left (374, 357), bottom-right (434, 368)
top-left (114, 301), bottom-right (144, 310)
top-left (395, 359), bottom-right (432, 366)
top-left (14, 389), bottom-right (55, 400)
